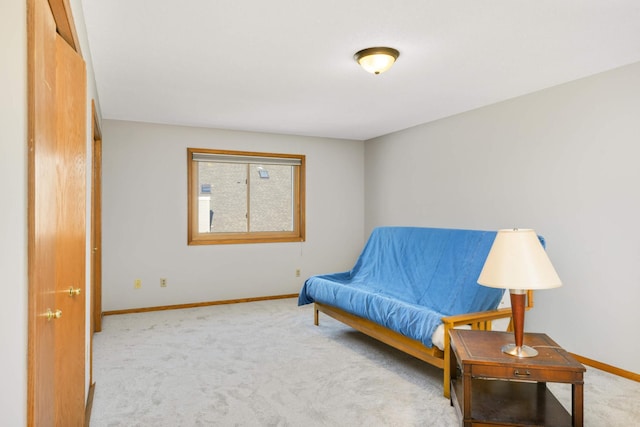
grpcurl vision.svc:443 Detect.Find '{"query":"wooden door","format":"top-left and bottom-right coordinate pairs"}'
top-left (27, 0), bottom-right (58, 422)
top-left (53, 33), bottom-right (87, 425)
top-left (28, 0), bottom-right (87, 425)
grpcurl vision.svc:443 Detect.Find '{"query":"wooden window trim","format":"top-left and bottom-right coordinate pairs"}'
top-left (187, 148), bottom-right (306, 245)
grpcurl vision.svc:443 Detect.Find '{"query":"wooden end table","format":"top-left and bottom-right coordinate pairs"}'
top-left (449, 329), bottom-right (585, 427)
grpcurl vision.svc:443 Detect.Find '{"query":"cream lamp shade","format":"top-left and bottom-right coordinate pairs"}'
top-left (477, 228), bottom-right (562, 357)
top-left (354, 47), bottom-right (400, 75)
top-left (477, 229), bottom-right (562, 291)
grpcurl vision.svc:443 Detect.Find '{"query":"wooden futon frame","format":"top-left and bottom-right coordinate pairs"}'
top-left (313, 290), bottom-right (533, 399)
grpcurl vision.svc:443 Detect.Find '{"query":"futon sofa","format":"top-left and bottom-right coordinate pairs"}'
top-left (298, 226), bottom-right (533, 398)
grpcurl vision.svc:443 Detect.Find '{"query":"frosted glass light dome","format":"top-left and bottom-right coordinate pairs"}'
top-left (354, 47), bottom-right (400, 75)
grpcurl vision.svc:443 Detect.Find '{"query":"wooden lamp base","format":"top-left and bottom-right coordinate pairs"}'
top-left (506, 290), bottom-right (538, 358)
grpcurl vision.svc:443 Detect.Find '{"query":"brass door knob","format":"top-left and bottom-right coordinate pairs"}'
top-left (45, 309), bottom-right (62, 321)
top-left (68, 287), bottom-right (81, 297)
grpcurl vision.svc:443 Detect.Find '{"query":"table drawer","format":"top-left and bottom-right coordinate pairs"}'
top-left (471, 364), bottom-right (582, 383)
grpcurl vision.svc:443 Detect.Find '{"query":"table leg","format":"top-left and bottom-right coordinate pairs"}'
top-left (463, 372), bottom-right (472, 426)
top-left (572, 382), bottom-right (584, 427)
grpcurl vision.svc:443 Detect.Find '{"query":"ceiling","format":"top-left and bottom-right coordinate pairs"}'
top-left (81, 1), bottom-right (640, 141)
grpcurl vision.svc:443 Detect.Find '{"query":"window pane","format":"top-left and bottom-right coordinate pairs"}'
top-left (249, 164), bottom-right (293, 232)
top-left (198, 162), bottom-right (247, 232)
top-left (188, 147), bottom-right (304, 245)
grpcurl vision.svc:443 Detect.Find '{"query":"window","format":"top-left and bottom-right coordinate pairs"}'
top-left (188, 148), bottom-right (305, 245)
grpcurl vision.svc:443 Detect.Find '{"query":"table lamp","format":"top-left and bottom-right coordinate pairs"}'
top-left (477, 229), bottom-right (562, 357)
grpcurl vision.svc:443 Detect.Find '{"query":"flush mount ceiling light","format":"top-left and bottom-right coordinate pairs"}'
top-left (354, 47), bottom-right (400, 75)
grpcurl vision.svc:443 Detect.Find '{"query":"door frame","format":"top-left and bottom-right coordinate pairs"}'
top-left (91, 100), bottom-right (102, 336)
top-left (90, 100), bottom-right (102, 395)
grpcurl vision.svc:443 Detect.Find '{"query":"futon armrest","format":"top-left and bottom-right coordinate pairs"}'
top-left (441, 307), bottom-right (513, 327)
top-left (441, 289), bottom-right (534, 328)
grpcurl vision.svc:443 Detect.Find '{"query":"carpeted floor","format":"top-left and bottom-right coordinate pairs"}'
top-left (90, 298), bottom-right (639, 426)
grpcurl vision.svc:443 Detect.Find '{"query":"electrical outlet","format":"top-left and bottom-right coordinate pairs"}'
top-left (160, 278), bottom-right (167, 287)
top-left (134, 279), bottom-right (142, 289)
top-left (295, 269), bottom-right (301, 277)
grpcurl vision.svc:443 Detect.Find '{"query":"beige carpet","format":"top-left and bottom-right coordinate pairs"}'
top-left (90, 298), bottom-right (639, 426)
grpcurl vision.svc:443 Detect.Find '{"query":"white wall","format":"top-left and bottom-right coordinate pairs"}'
top-left (0, 0), bottom-right (27, 425)
top-left (102, 120), bottom-right (365, 310)
top-left (365, 61), bottom-right (640, 373)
